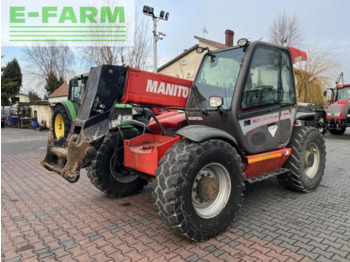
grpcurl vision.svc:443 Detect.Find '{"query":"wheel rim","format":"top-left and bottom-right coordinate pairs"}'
top-left (110, 150), bottom-right (138, 183)
top-left (304, 143), bottom-right (320, 179)
top-left (54, 114), bottom-right (65, 138)
top-left (192, 163), bottom-right (231, 219)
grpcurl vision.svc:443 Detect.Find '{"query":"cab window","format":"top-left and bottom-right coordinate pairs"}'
top-left (280, 50), bottom-right (296, 106)
top-left (241, 47), bottom-right (280, 110)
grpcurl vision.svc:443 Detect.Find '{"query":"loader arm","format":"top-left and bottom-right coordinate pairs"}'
top-left (41, 65), bottom-right (192, 182)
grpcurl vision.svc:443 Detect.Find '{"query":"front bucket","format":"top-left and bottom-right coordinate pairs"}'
top-left (40, 129), bottom-right (97, 183)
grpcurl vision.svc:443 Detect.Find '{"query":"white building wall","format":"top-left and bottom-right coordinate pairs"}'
top-left (48, 96), bottom-right (68, 104)
top-left (31, 105), bottom-right (52, 128)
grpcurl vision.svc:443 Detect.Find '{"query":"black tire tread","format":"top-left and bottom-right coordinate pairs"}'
top-left (277, 126), bottom-right (326, 192)
top-left (52, 104), bottom-right (71, 139)
top-left (86, 129), bottom-right (147, 198)
top-left (152, 139), bottom-right (245, 242)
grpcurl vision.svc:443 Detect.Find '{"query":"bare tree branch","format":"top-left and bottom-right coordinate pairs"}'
top-left (295, 46), bottom-right (341, 107)
top-left (22, 44), bottom-right (74, 80)
top-left (268, 11), bottom-right (304, 46)
top-left (78, 17), bottom-right (152, 70)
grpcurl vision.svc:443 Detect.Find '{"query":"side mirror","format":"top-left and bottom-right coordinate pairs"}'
top-left (71, 78), bottom-right (79, 87)
top-left (209, 96), bottom-right (223, 108)
top-left (209, 55), bottom-right (218, 67)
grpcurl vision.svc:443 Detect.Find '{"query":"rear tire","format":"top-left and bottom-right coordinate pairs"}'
top-left (329, 128), bottom-right (346, 135)
top-left (152, 139), bottom-right (245, 241)
top-left (86, 129), bottom-right (148, 198)
top-left (52, 105), bottom-right (71, 139)
top-left (277, 126), bottom-right (326, 192)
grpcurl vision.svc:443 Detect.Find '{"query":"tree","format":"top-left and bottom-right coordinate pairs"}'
top-left (294, 47), bottom-right (340, 107)
top-left (28, 90), bottom-right (41, 103)
top-left (45, 71), bottom-right (64, 96)
top-left (268, 11), bottom-right (303, 46)
top-left (1, 59), bottom-right (22, 104)
top-left (79, 18), bottom-right (152, 70)
top-left (22, 44), bottom-right (74, 80)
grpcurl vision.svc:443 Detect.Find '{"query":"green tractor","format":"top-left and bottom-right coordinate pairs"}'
top-left (52, 74), bottom-right (136, 138)
top-left (52, 74), bottom-right (89, 139)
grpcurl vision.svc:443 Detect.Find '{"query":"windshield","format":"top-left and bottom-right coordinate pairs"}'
top-left (71, 83), bottom-right (82, 102)
top-left (188, 48), bottom-right (245, 110)
top-left (337, 87), bottom-right (350, 101)
top-left (70, 76), bottom-right (88, 102)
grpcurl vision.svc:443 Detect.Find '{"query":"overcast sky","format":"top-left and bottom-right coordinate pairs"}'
top-left (1, 0), bottom-right (350, 96)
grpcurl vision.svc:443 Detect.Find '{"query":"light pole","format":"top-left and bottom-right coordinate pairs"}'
top-left (143, 6), bottom-right (169, 73)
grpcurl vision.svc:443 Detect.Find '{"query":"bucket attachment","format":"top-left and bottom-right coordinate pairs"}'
top-left (40, 130), bottom-right (96, 183)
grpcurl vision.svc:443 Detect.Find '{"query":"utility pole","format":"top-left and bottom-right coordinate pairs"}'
top-left (143, 6), bottom-right (169, 73)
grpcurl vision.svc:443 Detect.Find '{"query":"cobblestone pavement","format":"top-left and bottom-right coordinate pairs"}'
top-left (2, 128), bottom-right (350, 262)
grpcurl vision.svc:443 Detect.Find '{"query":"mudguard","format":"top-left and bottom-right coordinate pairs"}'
top-left (55, 101), bottom-right (77, 122)
top-left (176, 125), bottom-right (238, 149)
top-left (295, 111), bottom-right (315, 121)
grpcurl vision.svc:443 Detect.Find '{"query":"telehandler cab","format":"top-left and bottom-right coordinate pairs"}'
top-left (41, 39), bottom-right (326, 241)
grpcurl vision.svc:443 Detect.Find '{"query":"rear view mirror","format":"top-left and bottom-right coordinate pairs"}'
top-left (209, 96), bottom-right (223, 108)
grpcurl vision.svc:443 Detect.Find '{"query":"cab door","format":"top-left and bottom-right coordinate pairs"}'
top-left (237, 45), bottom-right (296, 154)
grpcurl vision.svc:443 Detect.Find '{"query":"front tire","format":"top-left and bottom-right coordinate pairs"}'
top-left (86, 129), bottom-right (148, 198)
top-left (152, 139), bottom-right (244, 242)
top-left (52, 105), bottom-right (71, 139)
top-left (277, 126), bottom-right (326, 192)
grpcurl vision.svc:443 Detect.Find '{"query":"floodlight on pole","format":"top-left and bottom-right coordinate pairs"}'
top-left (143, 5), bottom-right (169, 73)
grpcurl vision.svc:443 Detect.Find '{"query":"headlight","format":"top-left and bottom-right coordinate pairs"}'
top-left (327, 112), bottom-right (340, 117)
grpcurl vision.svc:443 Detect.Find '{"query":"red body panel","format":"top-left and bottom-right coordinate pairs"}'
top-left (124, 134), bottom-right (291, 178)
top-left (244, 148), bottom-right (291, 178)
top-left (326, 100), bottom-right (350, 120)
top-left (120, 68), bottom-right (193, 108)
top-left (124, 134), bottom-right (180, 175)
top-left (148, 112), bottom-right (187, 134)
top-left (326, 84), bottom-right (350, 121)
top-left (287, 46), bottom-right (307, 64)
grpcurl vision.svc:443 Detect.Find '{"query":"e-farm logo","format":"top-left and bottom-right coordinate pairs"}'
top-left (2, 0), bottom-right (135, 46)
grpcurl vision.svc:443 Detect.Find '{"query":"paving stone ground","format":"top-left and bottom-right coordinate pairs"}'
top-left (1, 127), bottom-right (350, 262)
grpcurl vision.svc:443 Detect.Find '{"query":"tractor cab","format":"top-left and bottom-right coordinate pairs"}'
top-left (186, 40), bottom-right (297, 154)
top-left (68, 74), bottom-right (89, 105)
top-left (334, 84), bottom-right (350, 102)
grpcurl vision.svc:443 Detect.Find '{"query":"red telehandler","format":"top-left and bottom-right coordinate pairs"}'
top-left (42, 39), bottom-right (325, 241)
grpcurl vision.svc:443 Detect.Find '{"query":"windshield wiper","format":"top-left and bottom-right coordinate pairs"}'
top-left (192, 84), bottom-right (208, 115)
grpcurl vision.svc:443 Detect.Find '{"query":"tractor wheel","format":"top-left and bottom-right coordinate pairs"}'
top-left (277, 126), bottom-right (326, 192)
top-left (329, 128), bottom-right (346, 135)
top-left (86, 129), bottom-right (148, 198)
top-left (52, 105), bottom-right (71, 139)
top-left (152, 139), bottom-right (245, 242)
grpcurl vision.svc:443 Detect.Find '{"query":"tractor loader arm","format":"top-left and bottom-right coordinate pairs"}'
top-left (41, 65), bottom-right (192, 182)
top-left (41, 65), bottom-right (129, 182)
